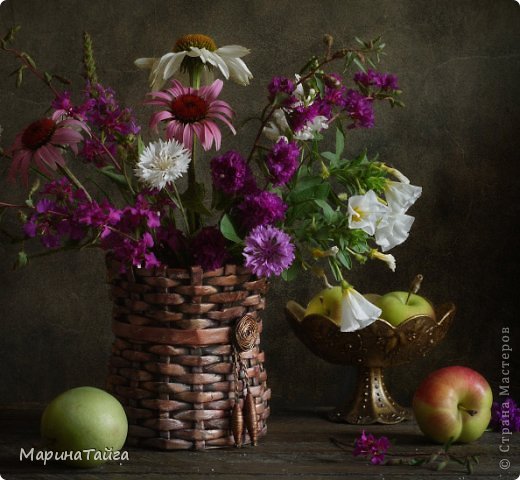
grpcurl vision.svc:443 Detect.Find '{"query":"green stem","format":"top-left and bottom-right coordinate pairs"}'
top-left (58, 164), bottom-right (93, 202)
top-left (167, 185), bottom-right (190, 235)
top-left (187, 64), bottom-right (203, 233)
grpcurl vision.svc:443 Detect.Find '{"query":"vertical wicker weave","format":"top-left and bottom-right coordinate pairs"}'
top-left (105, 259), bottom-right (271, 450)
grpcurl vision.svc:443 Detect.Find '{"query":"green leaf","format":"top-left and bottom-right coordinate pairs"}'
top-left (99, 166), bottom-right (128, 186)
top-left (14, 251), bottom-right (28, 269)
top-left (137, 135), bottom-right (145, 157)
top-left (281, 261), bottom-right (299, 281)
top-left (320, 151), bottom-right (337, 163)
top-left (181, 182), bottom-right (211, 216)
top-left (16, 66), bottom-right (24, 88)
top-left (219, 214), bottom-right (243, 244)
top-left (21, 52), bottom-right (36, 69)
top-left (353, 57), bottom-right (366, 73)
top-left (335, 128), bottom-right (345, 158)
top-left (314, 199), bottom-right (335, 222)
top-left (336, 250), bottom-right (352, 269)
top-left (3, 25), bottom-right (21, 44)
top-left (287, 183), bottom-right (330, 204)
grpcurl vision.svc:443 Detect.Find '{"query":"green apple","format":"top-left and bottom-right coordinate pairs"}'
top-left (304, 286), bottom-right (343, 326)
top-left (41, 386), bottom-right (128, 468)
top-left (374, 291), bottom-right (435, 326)
top-left (413, 366), bottom-right (493, 443)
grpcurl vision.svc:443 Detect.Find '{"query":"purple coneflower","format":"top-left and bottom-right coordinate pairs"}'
top-left (147, 79), bottom-right (235, 151)
top-left (8, 117), bottom-right (88, 185)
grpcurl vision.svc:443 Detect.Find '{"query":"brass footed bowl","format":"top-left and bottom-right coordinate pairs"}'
top-left (285, 300), bottom-right (455, 424)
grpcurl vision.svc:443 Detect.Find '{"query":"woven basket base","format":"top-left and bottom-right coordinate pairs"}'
top-left (106, 261), bottom-right (271, 450)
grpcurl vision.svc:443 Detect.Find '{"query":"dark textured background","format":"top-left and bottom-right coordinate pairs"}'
top-left (0, 0), bottom-right (518, 410)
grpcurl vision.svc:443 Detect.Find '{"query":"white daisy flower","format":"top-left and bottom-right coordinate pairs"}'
top-left (135, 34), bottom-right (253, 90)
top-left (135, 139), bottom-right (191, 190)
top-left (347, 190), bottom-right (388, 236)
top-left (340, 285), bottom-right (382, 332)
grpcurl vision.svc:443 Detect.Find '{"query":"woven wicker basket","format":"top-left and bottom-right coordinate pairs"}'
top-left (105, 259), bottom-right (271, 450)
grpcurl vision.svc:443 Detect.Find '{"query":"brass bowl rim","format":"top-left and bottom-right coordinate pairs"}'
top-left (287, 299), bottom-right (455, 331)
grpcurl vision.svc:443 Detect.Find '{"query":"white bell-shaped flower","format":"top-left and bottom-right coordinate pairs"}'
top-left (375, 210), bottom-right (415, 252)
top-left (385, 181), bottom-right (422, 212)
top-left (347, 190), bottom-right (388, 236)
top-left (340, 286), bottom-right (382, 332)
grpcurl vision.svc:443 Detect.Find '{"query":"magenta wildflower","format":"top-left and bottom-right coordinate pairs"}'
top-left (344, 90), bottom-right (375, 129)
top-left (490, 397), bottom-right (520, 432)
top-left (80, 82), bottom-right (140, 166)
top-left (243, 224), bottom-right (295, 277)
top-left (266, 138), bottom-right (300, 186)
top-left (354, 69), bottom-right (399, 91)
top-left (191, 226), bottom-right (230, 271)
top-left (236, 191), bottom-right (287, 230)
top-left (147, 79), bottom-right (235, 151)
top-left (8, 117), bottom-right (89, 185)
top-left (353, 430), bottom-right (391, 465)
top-left (268, 76), bottom-right (296, 105)
top-left (211, 150), bottom-right (248, 194)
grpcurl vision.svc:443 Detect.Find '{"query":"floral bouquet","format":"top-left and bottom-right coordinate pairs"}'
top-left (0, 28), bottom-right (421, 333)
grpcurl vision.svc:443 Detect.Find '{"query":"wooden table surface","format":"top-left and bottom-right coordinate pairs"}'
top-left (0, 408), bottom-right (518, 479)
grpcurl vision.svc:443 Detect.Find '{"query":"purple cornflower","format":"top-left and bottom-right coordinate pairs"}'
top-left (268, 76), bottom-right (296, 105)
top-left (211, 150), bottom-right (248, 194)
top-left (354, 69), bottom-right (399, 91)
top-left (236, 191), bottom-right (287, 230)
top-left (191, 226), bottom-right (230, 271)
top-left (266, 138), bottom-right (300, 186)
top-left (344, 90), bottom-right (375, 129)
top-left (490, 397), bottom-right (520, 432)
top-left (353, 430), bottom-right (391, 465)
top-left (243, 224), bottom-right (295, 277)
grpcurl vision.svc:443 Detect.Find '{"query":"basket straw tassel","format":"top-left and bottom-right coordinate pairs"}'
top-left (232, 401), bottom-right (244, 448)
top-left (244, 391), bottom-right (258, 446)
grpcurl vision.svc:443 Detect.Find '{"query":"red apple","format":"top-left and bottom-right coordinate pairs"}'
top-left (413, 366), bottom-right (492, 444)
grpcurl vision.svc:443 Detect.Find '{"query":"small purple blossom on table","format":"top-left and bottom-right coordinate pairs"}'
top-left (353, 430), bottom-right (391, 465)
top-left (490, 397), bottom-right (520, 432)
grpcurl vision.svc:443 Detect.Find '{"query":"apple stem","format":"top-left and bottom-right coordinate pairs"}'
top-left (458, 405), bottom-right (478, 416)
top-left (405, 274), bottom-right (424, 305)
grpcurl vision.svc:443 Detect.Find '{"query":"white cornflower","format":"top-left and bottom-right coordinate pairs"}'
top-left (347, 190), bottom-right (388, 236)
top-left (340, 285), bottom-right (382, 332)
top-left (375, 210), bottom-right (415, 252)
top-left (135, 139), bottom-right (191, 190)
top-left (370, 249), bottom-right (397, 272)
top-left (385, 181), bottom-right (422, 212)
top-left (135, 34), bottom-right (252, 91)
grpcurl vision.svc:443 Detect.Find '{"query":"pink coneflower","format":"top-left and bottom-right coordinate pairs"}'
top-left (147, 79), bottom-right (235, 151)
top-left (8, 117), bottom-right (89, 185)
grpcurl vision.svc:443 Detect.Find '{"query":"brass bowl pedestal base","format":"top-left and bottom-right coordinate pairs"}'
top-left (328, 366), bottom-right (412, 424)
